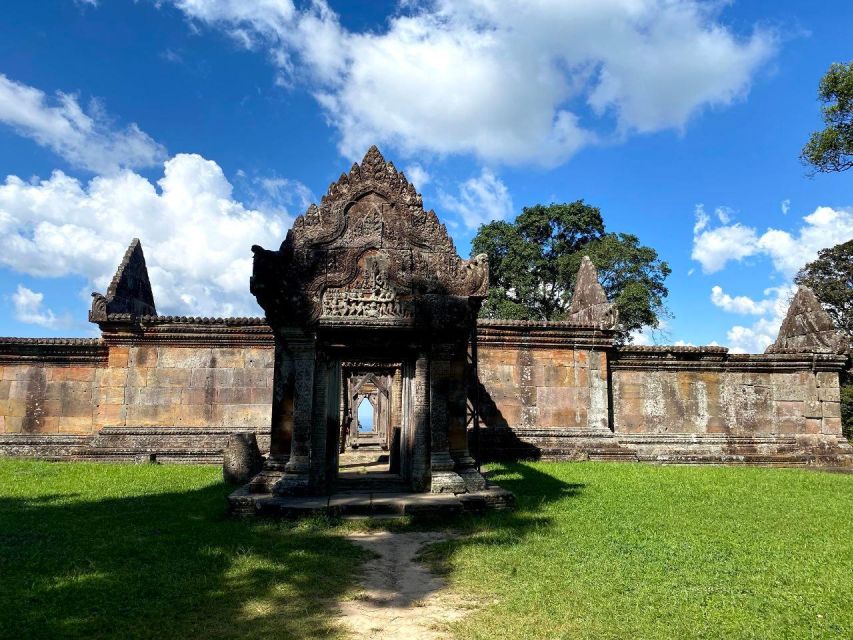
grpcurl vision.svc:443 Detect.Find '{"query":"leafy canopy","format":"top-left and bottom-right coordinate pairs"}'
top-left (471, 201), bottom-right (670, 337)
top-left (794, 239), bottom-right (853, 337)
top-left (801, 61), bottom-right (853, 173)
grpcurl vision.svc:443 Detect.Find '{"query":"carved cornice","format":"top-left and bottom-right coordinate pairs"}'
top-left (476, 320), bottom-right (617, 350)
top-left (611, 349), bottom-right (848, 372)
top-left (98, 317), bottom-right (273, 347)
top-left (0, 338), bottom-right (107, 366)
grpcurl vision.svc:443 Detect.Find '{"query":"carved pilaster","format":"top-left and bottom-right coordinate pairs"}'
top-left (249, 339), bottom-right (292, 493)
top-left (429, 344), bottom-right (466, 494)
top-left (273, 332), bottom-right (315, 495)
top-left (411, 351), bottom-right (431, 491)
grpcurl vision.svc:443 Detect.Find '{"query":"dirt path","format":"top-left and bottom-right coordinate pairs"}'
top-left (339, 531), bottom-right (471, 640)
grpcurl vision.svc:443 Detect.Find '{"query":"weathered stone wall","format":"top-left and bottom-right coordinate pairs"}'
top-left (1, 319), bottom-right (850, 466)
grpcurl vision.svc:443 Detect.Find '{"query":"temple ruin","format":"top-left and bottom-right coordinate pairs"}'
top-left (1, 147), bottom-right (850, 508)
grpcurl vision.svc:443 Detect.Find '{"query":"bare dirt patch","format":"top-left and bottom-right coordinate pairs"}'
top-left (339, 531), bottom-right (472, 640)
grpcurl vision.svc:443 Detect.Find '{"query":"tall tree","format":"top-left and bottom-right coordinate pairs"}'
top-left (471, 201), bottom-right (670, 338)
top-left (801, 61), bottom-right (853, 174)
top-left (794, 239), bottom-right (853, 336)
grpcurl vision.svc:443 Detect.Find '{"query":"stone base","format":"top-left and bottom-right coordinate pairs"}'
top-left (456, 467), bottom-right (487, 492)
top-left (429, 469), bottom-right (467, 494)
top-left (272, 472), bottom-right (312, 496)
top-left (227, 484), bottom-right (516, 519)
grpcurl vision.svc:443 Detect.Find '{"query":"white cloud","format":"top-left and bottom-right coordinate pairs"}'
top-left (711, 284), bottom-right (796, 353)
top-left (0, 154), bottom-right (305, 317)
top-left (691, 205), bottom-right (853, 276)
top-left (781, 198), bottom-right (790, 215)
top-left (166, 0), bottom-right (775, 166)
top-left (691, 205), bottom-right (759, 273)
top-left (404, 164), bottom-right (430, 189)
top-left (439, 168), bottom-right (514, 229)
top-left (11, 285), bottom-right (68, 329)
top-left (0, 74), bottom-right (166, 173)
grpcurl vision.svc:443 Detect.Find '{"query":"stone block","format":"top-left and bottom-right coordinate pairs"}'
top-left (819, 386), bottom-right (841, 402)
top-left (96, 403), bottom-right (126, 426)
top-left (210, 348), bottom-right (245, 369)
top-left (222, 432), bottom-right (263, 484)
top-left (816, 372), bottom-right (839, 388)
top-left (158, 347), bottom-right (213, 369)
top-left (243, 347), bottom-right (274, 368)
top-left (822, 417), bottom-right (842, 435)
top-left (775, 416), bottom-right (805, 434)
top-left (126, 403), bottom-right (176, 426)
top-left (179, 403), bottom-right (218, 425)
top-left (822, 402), bottom-right (841, 418)
top-left (129, 346), bottom-right (158, 368)
top-left (230, 368), bottom-right (274, 388)
top-left (0, 380), bottom-right (10, 401)
top-left (5, 416), bottom-right (23, 433)
top-left (58, 416), bottom-right (93, 434)
top-left (108, 347), bottom-right (129, 368)
top-left (574, 350), bottom-right (589, 367)
top-left (775, 400), bottom-right (804, 418)
top-left (617, 383), bottom-right (643, 399)
top-left (96, 368), bottom-right (128, 388)
top-left (48, 367), bottom-right (94, 382)
top-left (96, 386), bottom-right (126, 405)
top-left (804, 400), bottom-right (822, 419)
top-left (146, 368), bottom-right (193, 388)
top-left (221, 404), bottom-right (270, 428)
top-left (805, 418), bottom-right (822, 434)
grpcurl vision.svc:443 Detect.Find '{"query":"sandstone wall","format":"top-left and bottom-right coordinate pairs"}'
top-left (0, 319), bottom-right (850, 466)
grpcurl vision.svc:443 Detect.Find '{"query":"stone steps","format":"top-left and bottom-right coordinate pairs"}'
top-left (228, 485), bottom-right (515, 518)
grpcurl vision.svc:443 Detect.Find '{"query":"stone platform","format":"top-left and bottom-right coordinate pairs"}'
top-left (227, 484), bottom-right (515, 518)
top-left (228, 448), bottom-right (514, 518)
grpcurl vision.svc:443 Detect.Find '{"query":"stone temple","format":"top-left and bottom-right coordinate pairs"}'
top-left (0, 148), bottom-right (850, 512)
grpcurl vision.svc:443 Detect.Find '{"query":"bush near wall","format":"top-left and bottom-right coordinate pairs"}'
top-left (842, 378), bottom-right (853, 441)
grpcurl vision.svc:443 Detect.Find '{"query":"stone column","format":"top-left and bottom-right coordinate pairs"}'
top-left (410, 351), bottom-right (431, 491)
top-left (308, 353), bottom-right (334, 492)
top-left (249, 339), bottom-right (293, 493)
top-left (273, 331), bottom-right (315, 495)
top-left (429, 344), bottom-right (466, 494)
top-left (449, 344), bottom-right (486, 491)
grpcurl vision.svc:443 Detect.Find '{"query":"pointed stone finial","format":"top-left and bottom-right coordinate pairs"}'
top-left (765, 286), bottom-right (849, 354)
top-left (89, 238), bottom-right (157, 322)
top-left (567, 256), bottom-right (618, 328)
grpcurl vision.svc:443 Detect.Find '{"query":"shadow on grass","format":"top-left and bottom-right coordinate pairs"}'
top-left (0, 479), bottom-right (363, 640)
top-left (398, 462), bottom-right (584, 576)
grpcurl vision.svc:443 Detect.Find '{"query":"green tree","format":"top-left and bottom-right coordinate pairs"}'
top-left (471, 201), bottom-right (671, 338)
top-left (795, 239), bottom-right (853, 439)
top-left (801, 61), bottom-right (853, 174)
top-left (794, 239), bottom-right (853, 336)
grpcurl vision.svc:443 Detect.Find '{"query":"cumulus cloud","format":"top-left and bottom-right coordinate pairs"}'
top-left (404, 164), bottom-right (431, 189)
top-left (691, 204), bottom-right (853, 276)
top-left (0, 74), bottom-right (166, 173)
top-left (11, 285), bottom-right (69, 329)
top-left (0, 154), bottom-right (306, 317)
top-left (710, 284), bottom-right (796, 353)
top-left (440, 168), bottom-right (514, 229)
top-left (165, 0), bottom-right (775, 166)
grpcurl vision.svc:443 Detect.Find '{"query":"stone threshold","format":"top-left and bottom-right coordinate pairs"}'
top-left (227, 485), bottom-right (515, 519)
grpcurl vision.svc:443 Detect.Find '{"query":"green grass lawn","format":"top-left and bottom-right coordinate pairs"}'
top-left (430, 462), bottom-right (853, 639)
top-left (0, 460), bottom-right (364, 640)
top-left (2, 459), bottom-right (852, 640)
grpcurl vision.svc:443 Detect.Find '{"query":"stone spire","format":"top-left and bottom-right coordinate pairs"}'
top-left (89, 238), bottom-right (157, 322)
top-left (765, 286), bottom-right (849, 354)
top-left (566, 256), bottom-right (618, 328)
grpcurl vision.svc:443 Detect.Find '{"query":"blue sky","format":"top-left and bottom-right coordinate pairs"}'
top-left (0, 1), bottom-right (851, 351)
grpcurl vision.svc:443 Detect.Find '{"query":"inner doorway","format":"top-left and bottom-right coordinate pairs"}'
top-left (337, 364), bottom-right (406, 491)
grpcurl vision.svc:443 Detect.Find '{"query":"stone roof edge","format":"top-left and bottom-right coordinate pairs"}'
top-left (0, 337), bottom-right (104, 346)
top-left (476, 318), bottom-right (619, 331)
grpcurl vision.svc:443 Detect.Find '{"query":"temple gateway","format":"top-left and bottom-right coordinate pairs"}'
top-left (0, 148), bottom-right (850, 511)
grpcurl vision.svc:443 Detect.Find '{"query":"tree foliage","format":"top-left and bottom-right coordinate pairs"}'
top-left (801, 61), bottom-right (853, 173)
top-left (794, 239), bottom-right (853, 337)
top-left (471, 201), bottom-right (670, 338)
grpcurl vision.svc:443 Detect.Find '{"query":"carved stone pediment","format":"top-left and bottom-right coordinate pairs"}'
top-left (251, 146), bottom-right (488, 328)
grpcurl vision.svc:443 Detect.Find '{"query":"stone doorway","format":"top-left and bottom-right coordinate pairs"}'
top-left (230, 147), bottom-right (513, 514)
